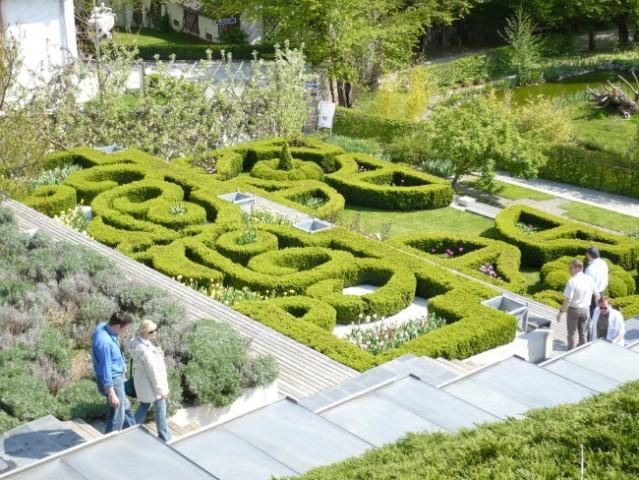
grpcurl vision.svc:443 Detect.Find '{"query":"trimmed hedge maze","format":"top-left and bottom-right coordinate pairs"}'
top-left (22, 140), bottom-right (518, 371)
top-left (495, 205), bottom-right (639, 270)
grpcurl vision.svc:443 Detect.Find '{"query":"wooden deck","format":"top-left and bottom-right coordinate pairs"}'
top-left (5, 199), bottom-right (359, 400)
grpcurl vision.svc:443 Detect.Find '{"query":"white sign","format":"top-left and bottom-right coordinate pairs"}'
top-left (317, 101), bottom-right (337, 130)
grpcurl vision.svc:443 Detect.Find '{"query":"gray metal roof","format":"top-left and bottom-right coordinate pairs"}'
top-left (5, 428), bottom-right (216, 479)
top-left (441, 356), bottom-right (596, 418)
top-left (0, 416), bottom-right (83, 475)
top-left (5, 342), bottom-right (639, 479)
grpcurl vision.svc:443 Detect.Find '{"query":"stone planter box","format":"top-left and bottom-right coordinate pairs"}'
top-left (293, 218), bottom-right (333, 233)
top-left (171, 380), bottom-right (280, 428)
top-left (94, 145), bottom-right (126, 154)
top-left (482, 294), bottom-right (529, 332)
top-left (218, 191), bottom-right (255, 214)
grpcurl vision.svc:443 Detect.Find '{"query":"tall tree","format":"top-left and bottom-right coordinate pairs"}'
top-left (205, 0), bottom-right (475, 107)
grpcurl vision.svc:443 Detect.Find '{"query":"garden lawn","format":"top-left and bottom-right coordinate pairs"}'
top-left (342, 205), bottom-right (496, 238)
top-left (464, 179), bottom-right (554, 201)
top-left (112, 28), bottom-right (211, 48)
top-left (568, 102), bottom-right (639, 155)
top-left (559, 201), bottom-right (639, 235)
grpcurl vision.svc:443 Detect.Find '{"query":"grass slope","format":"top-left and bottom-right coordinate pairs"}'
top-left (286, 380), bottom-right (639, 480)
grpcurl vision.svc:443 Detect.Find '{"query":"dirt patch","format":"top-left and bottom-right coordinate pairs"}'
top-left (72, 350), bottom-right (94, 382)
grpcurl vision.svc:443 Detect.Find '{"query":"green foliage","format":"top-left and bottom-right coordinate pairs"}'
top-left (431, 93), bottom-right (546, 188)
top-left (279, 141), bottom-right (294, 171)
top-left (542, 144), bottom-right (639, 199)
top-left (35, 326), bottom-right (73, 376)
top-left (385, 129), bottom-right (434, 167)
top-left (317, 135), bottom-right (383, 157)
top-left (388, 233), bottom-right (527, 293)
top-left (345, 313), bottom-right (446, 355)
top-left (333, 107), bottom-right (422, 143)
top-left (291, 381), bottom-right (639, 479)
top-left (0, 373), bottom-right (61, 421)
top-left (252, 159), bottom-right (324, 181)
top-left (495, 205), bottom-right (639, 270)
top-left (405, 67), bottom-right (436, 121)
top-left (183, 319), bottom-right (278, 407)
top-left (0, 410), bottom-right (20, 434)
top-left (500, 9), bottom-right (544, 85)
top-left (57, 379), bottom-right (105, 419)
top-left (29, 164), bottom-right (82, 192)
top-left (22, 185), bottom-right (77, 217)
top-left (325, 153), bottom-right (453, 210)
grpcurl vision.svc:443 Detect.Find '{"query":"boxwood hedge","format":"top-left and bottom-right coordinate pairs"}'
top-left (20, 140), bottom-right (523, 371)
top-left (495, 205), bottom-right (639, 270)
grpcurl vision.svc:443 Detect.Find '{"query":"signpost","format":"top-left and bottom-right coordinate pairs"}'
top-left (317, 101), bottom-right (337, 132)
top-left (216, 17), bottom-right (237, 25)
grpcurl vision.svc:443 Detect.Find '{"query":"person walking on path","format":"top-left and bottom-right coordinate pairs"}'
top-left (129, 320), bottom-right (173, 442)
top-left (556, 259), bottom-right (600, 350)
top-left (590, 296), bottom-right (625, 345)
top-left (92, 311), bottom-right (136, 434)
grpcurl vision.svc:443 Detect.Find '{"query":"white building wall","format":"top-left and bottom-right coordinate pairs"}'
top-left (1, 0), bottom-right (78, 84)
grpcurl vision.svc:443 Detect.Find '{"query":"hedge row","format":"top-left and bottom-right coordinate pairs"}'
top-left (541, 145), bottom-right (639, 199)
top-left (388, 232), bottom-right (527, 293)
top-left (21, 141), bottom-right (520, 369)
top-left (332, 107), bottom-right (423, 144)
top-left (325, 153), bottom-right (453, 210)
top-left (495, 205), bottom-right (639, 270)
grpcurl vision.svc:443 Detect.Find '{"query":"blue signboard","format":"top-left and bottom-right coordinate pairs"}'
top-left (217, 17), bottom-right (237, 25)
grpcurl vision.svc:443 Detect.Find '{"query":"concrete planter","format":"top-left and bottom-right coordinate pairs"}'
top-left (218, 191), bottom-right (256, 214)
top-left (293, 218), bottom-right (333, 233)
top-left (171, 380), bottom-right (280, 428)
top-left (482, 294), bottom-right (529, 332)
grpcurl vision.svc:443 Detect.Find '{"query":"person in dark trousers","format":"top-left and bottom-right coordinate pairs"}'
top-left (91, 311), bottom-right (136, 434)
top-left (556, 259), bottom-right (599, 350)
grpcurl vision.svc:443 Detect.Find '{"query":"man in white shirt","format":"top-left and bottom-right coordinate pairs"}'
top-left (585, 246), bottom-right (608, 307)
top-left (556, 259), bottom-right (599, 350)
top-left (585, 246), bottom-right (609, 340)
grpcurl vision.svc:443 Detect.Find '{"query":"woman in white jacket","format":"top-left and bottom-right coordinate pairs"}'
top-left (129, 320), bottom-right (172, 441)
top-left (590, 296), bottom-right (625, 346)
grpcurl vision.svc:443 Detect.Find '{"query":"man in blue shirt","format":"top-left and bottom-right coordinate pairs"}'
top-left (92, 311), bottom-right (136, 433)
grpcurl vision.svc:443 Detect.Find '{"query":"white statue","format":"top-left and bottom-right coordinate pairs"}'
top-left (87, 2), bottom-right (116, 40)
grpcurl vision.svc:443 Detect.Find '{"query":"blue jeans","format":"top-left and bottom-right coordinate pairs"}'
top-left (135, 398), bottom-right (172, 442)
top-left (100, 375), bottom-right (136, 434)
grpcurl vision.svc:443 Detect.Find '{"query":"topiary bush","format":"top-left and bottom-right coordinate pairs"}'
top-left (183, 319), bottom-right (278, 407)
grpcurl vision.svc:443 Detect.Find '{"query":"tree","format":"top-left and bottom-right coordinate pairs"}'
top-left (278, 141), bottom-right (294, 171)
top-left (205, 0), bottom-right (476, 107)
top-left (0, 29), bottom-right (47, 201)
top-left (500, 9), bottom-right (544, 85)
top-left (430, 93), bottom-right (570, 189)
top-left (37, 42), bottom-right (311, 160)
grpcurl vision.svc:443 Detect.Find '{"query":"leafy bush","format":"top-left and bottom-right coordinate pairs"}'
top-left (384, 130), bottom-right (434, 166)
top-left (183, 319), bottom-right (278, 407)
top-left (29, 164), bottom-right (82, 191)
top-left (0, 410), bottom-right (20, 434)
top-left (0, 373), bottom-right (62, 421)
top-left (56, 379), bottom-right (105, 420)
top-left (35, 326), bottom-right (73, 376)
top-left (317, 134), bottom-right (383, 157)
top-left (242, 355), bottom-right (279, 387)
